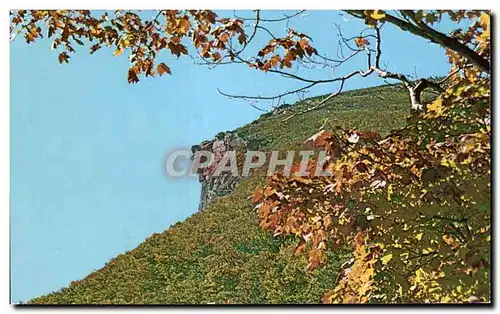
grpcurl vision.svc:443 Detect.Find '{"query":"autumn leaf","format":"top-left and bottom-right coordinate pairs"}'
top-left (307, 249), bottom-right (324, 271)
top-left (479, 13), bottom-right (490, 41)
top-left (127, 68), bottom-right (139, 83)
top-left (305, 130), bottom-right (332, 147)
top-left (90, 43), bottom-right (101, 54)
top-left (58, 52), bottom-right (70, 63)
top-left (358, 130), bottom-right (380, 141)
top-left (370, 10), bottom-right (386, 20)
top-left (414, 10), bottom-right (424, 23)
top-left (425, 13), bottom-right (438, 24)
top-left (113, 48), bottom-right (124, 57)
top-left (250, 188), bottom-right (263, 204)
top-left (156, 63), bottom-right (171, 76)
top-left (425, 98), bottom-right (445, 117)
top-left (168, 41), bottom-right (188, 57)
top-left (263, 186), bottom-right (277, 197)
top-left (238, 33), bottom-right (247, 45)
top-left (298, 37), bottom-right (309, 50)
top-left (381, 253), bottom-right (393, 265)
top-left (219, 32), bottom-right (230, 43)
top-left (293, 240), bottom-right (306, 256)
top-left (177, 17), bottom-right (191, 35)
top-left (355, 37), bottom-right (370, 48)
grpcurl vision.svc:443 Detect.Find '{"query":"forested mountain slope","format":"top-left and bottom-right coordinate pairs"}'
top-left (30, 84), bottom-right (420, 304)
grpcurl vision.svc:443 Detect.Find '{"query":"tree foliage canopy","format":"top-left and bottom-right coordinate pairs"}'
top-left (249, 10), bottom-right (491, 304)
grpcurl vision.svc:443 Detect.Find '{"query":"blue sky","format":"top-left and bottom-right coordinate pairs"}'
top-left (10, 10), bottom-right (458, 302)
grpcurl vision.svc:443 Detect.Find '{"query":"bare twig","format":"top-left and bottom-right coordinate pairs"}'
top-left (233, 10), bottom-right (306, 22)
top-left (282, 80), bottom-right (346, 122)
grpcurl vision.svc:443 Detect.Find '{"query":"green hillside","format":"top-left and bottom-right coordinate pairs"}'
top-left (29, 84), bottom-right (415, 304)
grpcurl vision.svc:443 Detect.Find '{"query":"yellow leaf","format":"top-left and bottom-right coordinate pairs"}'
top-left (177, 17), bottom-right (191, 35)
top-left (370, 10), bottom-right (386, 20)
top-left (113, 48), bottom-right (124, 56)
top-left (480, 13), bottom-right (490, 31)
top-left (480, 13), bottom-right (490, 41)
top-left (440, 157), bottom-right (457, 169)
top-left (422, 247), bottom-right (434, 254)
top-left (414, 10), bottom-right (424, 23)
top-left (415, 233), bottom-right (423, 241)
top-left (381, 253), bottom-right (393, 265)
top-left (426, 98), bottom-right (444, 117)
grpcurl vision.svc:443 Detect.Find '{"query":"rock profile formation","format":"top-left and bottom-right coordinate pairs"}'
top-left (191, 132), bottom-right (247, 211)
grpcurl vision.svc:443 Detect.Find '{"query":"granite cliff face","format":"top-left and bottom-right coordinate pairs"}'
top-left (190, 106), bottom-right (292, 211)
top-left (191, 132), bottom-right (247, 211)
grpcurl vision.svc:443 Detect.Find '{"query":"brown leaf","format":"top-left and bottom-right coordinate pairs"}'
top-left (113, 48), bottom-right (124, 57)
top-left (305, 130), bottom-right (333, 147)
top-left (219, 32), bottom-right (230, 43)
top-left (58, 52), bottom-right (70, 64)
top-left (293, 239), bottom-right (306, 256)
top-left (90, 43), bottom-right (101, 54)
top-left (263, 186), bottom-right (277, 197)
top-left (178, 18), bottom-right (191, 35)
top-left (355, 37), bottom-right (370, 48)
top-left (250, 188), bottom-right (263, 204)
top-left (127, 68), bottom-right (139, 83)
top-left (359, 131), bottom-right (381, 141)
top-left (157, 63), bottom-right (171, 76)
top-left (307, 248), bottom-right (324, 271)
top-left (238, 33), bottom-right (247, 45)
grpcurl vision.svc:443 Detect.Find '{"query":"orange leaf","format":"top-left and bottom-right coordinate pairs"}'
top-left (307, 248), bottom-right (325, 271)
top-left (177, 17), bottom-right (191, 35)
top-left (113, 48), bottom-right (124, 56)
top-left (58, 52), bottom-right (70, 64)
top-left (355, 37), bottom-right (370, 48)
top-left (305, 130), bottom-right (333, 147)
top-left (294, 239), bottom-right (306, 256)
top-left (263, 186), bottom-right (277, 197)
top-left (250, 188), bottom-right (263, 203)
top-left (157, 63), bottom-right (171, 76)
top-left (359, 130), bottom-right (381, 141)
top-left (219, 32), bottom-right (230, 43)
top-left (298, 37), bottom-right (309, 50)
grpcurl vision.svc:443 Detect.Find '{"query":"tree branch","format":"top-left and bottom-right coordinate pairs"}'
top-left (383, 10), bottom-right (490, 72)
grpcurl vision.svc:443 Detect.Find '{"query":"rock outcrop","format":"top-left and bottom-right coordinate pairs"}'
top-left (191, 132), bottom-right (247, 211)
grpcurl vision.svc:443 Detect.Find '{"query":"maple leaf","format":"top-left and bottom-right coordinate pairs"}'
top-left (293, 240), bottom-right (306, 256)
top-left (127, 68), bottom-right (139, 83)
top-left (347, 133), bottom-right (360, 144)
top-left (307, 249), bottom-right (324, 271)
top-left (305, 130), bottom-right (333, 147)
top-left (358, 130), bottom-right (380, 141)
top-left (57, 52), bottom-right (70, 63)
top-left (355, 37), bottom-right (370, 48)
top-left (219, 32), bottom-right (230, 43)
top-left (381, 253), bottom-right (393, 265)
top-left (177, 17), bottom-right (191, 35)
top-left (113, 48), bottom-right (124, 56)
top-left (370, 10), bottom-right (386, 20)
top-left (298, 37), bottom-right (309, 50)
top-left (425, 13), bottom-right (438, 24)
top-left (156, 63), bottom-right (171, 76)
top-left (250, 188), bottom-right (263, 204)
top-left (425, 98), bottom-right (445, 117)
